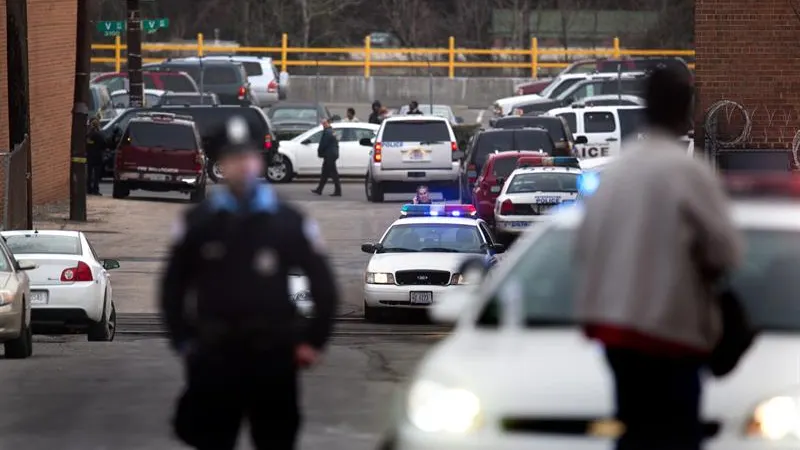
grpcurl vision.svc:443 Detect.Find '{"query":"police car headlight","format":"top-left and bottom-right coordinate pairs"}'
top-left (747, 396), bottom-right (800, 440)
top-left (366, 272), bottom-right (395, 284)
top-left (407, 380), bottom-right (481, 433)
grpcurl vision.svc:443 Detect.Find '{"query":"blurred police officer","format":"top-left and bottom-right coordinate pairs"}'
top-left (311, 119), bottom-right (341, 197)
top-left (86, 117), bottom-right (106, 195)
top-left (160, 116), bottom-right (339, 450)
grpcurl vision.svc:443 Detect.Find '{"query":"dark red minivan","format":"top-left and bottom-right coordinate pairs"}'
top-left (471, 150), bottom-right (547, 225)
top-left (112, 113), bottom-right (207, 202)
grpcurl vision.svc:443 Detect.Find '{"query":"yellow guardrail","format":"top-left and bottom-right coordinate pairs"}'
top-left (91, 33), bottom-right (695, 78)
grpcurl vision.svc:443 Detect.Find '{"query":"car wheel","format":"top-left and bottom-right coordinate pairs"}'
top-left (365, 176), bottom-right (384, 203)
top-left (4, 304), bottom-right (32, 359)
top-left (87, 300), bottom-right (116, 342)
top-left (112, 181), bottom-right (129, 199)
top-left (207, 160), bottom-right (224, 183)
top-left (190, 183), bottom-right (207, 203)
top-left (364, 301), bottom-right (382, 322)
top-left (266, 154), bottom-right (294, 183)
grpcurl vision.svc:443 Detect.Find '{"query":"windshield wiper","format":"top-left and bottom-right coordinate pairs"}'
top-left (418, 247), bottom-right (461, 253)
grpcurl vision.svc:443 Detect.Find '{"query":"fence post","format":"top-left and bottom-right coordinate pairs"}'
top-left (281, 33), bottom-right (288, 73)
top-left (114, 35), bottom-right (122, 72)
top-left (448, 36), bottom-right (455, 79)
top-left (530, 37), bottom-right (538, 79)
top-left (197, 32), bottom-right (204, 57)
top-left (364, 35), bottom-right (372, 79)
top-left (613, 37), bottom-right (620, 59)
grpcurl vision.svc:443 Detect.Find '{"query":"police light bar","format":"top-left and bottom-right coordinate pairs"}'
top-left (400, 204), bottom-right (477, 218)
top-left (517, 156), bottom-right (580, 169)
top-left (723, 173), bottom-right (800, 198)
top-left (578, 171), bottom-right (600, 195)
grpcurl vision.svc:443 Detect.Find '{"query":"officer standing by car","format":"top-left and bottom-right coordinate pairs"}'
top-left (160, 116), bottom-right (339, 450)
top-left (407, 100), bottom-right (424, 115)
top-left (311, 119), bottom-right (342, 197)
top-left (86, 117), bottom-right (106, 195)
top-left (368, 100), bottom-right (383, 124)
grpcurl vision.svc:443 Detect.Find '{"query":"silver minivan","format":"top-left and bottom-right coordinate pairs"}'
top-left (198, 55), bottom-right (287, 107)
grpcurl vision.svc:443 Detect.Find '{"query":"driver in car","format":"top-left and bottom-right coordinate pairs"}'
top-left (412, 185), bottom-right (432, 204)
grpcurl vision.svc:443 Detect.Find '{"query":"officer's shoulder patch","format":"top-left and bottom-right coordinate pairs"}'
top-left (303, 218), bottom-right (325, 253)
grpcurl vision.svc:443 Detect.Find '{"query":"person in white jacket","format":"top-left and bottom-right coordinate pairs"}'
top-left (574, 67), bottom-right (743, 450)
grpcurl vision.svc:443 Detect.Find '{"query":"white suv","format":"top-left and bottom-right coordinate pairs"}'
top-left (191, 55), bottom-right (287, 106)
top-left (362, 116), bottom-right (460, 203)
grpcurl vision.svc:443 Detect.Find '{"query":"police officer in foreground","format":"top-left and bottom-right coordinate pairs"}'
top-left (160, 116), bottom-right (339, 450)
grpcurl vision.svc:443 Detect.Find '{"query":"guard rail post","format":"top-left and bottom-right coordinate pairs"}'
top-left (448, 36), bottom-right (455, 79)
top-left (364, 35), bottom-right (371, 79)
top-left (281, 33), bottom-right (288, 73)
top-left (114, 35), bottom-right (122, 72)
top-left (530, 37), bottom-right (539, 79)
top-left (613, 37), bottom-right (621, 59)
top-left (197, 32), bottom-right (204, 57)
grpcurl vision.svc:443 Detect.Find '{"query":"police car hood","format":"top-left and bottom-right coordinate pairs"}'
top-left (415, 329), bottom-right (800, 432)
top-left (367, 252), bottom-right (475, 273)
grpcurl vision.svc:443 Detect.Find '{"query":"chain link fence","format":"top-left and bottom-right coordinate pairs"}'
top-left (0, 135), bottom-right (31, 230)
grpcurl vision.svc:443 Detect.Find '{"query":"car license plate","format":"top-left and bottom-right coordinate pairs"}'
top-left (410, 291), bottom-right (433, 305)
top-left (408, 171), bottom-right (426, 178)
top-left (30, 291), bottom-right (48, 305)
top-left (144, 173), bottom-right (168, 181)
top-left (511, 221), bottom-right (531, 227)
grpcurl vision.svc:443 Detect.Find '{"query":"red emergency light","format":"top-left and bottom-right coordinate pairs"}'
top-left (723, 173), bottom-right (800, 197)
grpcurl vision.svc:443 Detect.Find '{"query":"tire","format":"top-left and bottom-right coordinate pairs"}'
top-left (266, 154), bottom-right (294, 183)
top-left (112, 181), bottom-right (129, 199)
top-left (364, 301), bottom-right (382, 322)
top-left (365, 176), bottom-right (384, 203)
top-left (207, 160), bottom-right (223, 183)
top-left (87, 300), bottom-right (116, 342)
top-left (190, 183), bottom-right (207, 203)
top-left (5, 303), bottom-right (32, 359)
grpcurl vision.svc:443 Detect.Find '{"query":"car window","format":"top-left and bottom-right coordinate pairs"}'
top-left (351, 128), bottom-right (376, 142)
top-left (473, 132), bottom-right (514, 165)
top-left (563, 62), bottom-right (597, 74)
top-left (514, 130), bottom-right (555, 153)
top-left (111, 93), bottom-right (161, 107)
top-left (165, 65), bottom-right (201, 83)
top-left (241, 62), bottom-right (263, 76)
top-left (304, 131), bottom-right (323, 144)
top-left (584, 112), bottom-right (616, 133)
top-left (270, 108), bottom-right (319, 121)
top-left (125, 122), bottom-right (198, 149)
top-left (85, 238), bottom-right (101, 262)
top-left (4, 234), bottom-right (82, 255)
top-left (381, 121), bottom-right (451, 142)
top-left (549, 78), bottom-right (582, 98)
top-left (557, 113), bottom-right (577, 134)
top-left (106, 76), bottom-right (126, 92)
top-left (506, 172), bottom-right (579, 193)
top-left (203, 66), bottom-right (240, 84)
top-left (143, 77), bottom-right (158, 89)
top-left (561, 82), bottom-right (597, 101)
top-left (617, 108), bottom-right (646, 140)
top-left (161, 75), bottom-right (197, 92)
top-left (380, 224), bottom-right (484, 254)
top-left (491, 157), bottom-right (521, 178)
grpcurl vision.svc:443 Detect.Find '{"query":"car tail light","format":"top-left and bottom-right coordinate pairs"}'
top-left (373, 142), bottom-right (382, 162)
top-left (238, 86), bottom-right (247, 100)
top-left (500, 199), bottom-right (514, 214)
top-left (264, 134), bottom-right (273, 150)
top-left (268, 80), bottom-right (278, 93)
top-left (61, 261), bottom-right (93, 282)
top-left (193, 152), bottom-right (204, 171)
top-left (467, 164), bottom-right (477, 185)
top-left (451, 141), bottom-right (458, 152)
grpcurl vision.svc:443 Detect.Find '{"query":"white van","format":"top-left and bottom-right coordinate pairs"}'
top-left (545, 104), bottom-right (693, 158)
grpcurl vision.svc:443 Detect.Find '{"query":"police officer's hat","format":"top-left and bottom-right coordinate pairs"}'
top-left (216, 116), bottom-right (259, 159)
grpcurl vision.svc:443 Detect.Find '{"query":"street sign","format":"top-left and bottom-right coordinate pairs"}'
top-left (95, 18), bottom-right (169, 37)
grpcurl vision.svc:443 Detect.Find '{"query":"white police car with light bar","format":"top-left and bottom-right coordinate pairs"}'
top-left (360, 204), bottom-right (504, 321)
top-left (388, 173), bottom-right (800, 450)
top-left (493, 157), bottom-right (581, 239)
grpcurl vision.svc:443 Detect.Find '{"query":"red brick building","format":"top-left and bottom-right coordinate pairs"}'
top-left (1, 0), bottom-right (76, 206)
top-left (695, 0), bottom-right (800, 149)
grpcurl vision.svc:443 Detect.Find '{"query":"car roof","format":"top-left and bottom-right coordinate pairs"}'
top-left (496, 115), bottom-right (561, 123)
top-left (331, 122), bottom-right (379, 129)
top-left (1, 230), bottom-right (82, 237)
top-left (185, 55), bottom-right (273, 63)
top-left (151, 59), bottom-right (241, 67)
top-left (547, 104), bottom-right (644, 116)
top-left (390, 217), bottom-right (481, 227)
top-left (382, 115), bottom-right (449, 123)
top-left (511, 166), bottom-right (581, 175)
top-left (110, 89), bottom-right (165, 96)
top-left (162, 91), bottom-right (215, 96)
top-left (487, 150), bottom-right (548, 161)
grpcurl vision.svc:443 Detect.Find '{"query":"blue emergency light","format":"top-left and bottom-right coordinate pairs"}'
top-left (400, 204), bottom-right (477, 218)
top-left (517, 156), bottom-right (580, 169)
top-left (577, 171), bottom-right (600, 196)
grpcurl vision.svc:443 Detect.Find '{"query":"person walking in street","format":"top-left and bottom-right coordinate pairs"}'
top-left (86, 117), bottom-right (106, 196)
top-left (344, 108), bottom-right (359, 122)
top-left (407, 100), bottom-right (424, 115)
top-left (311, 119), bottom-right (341, 197)
top-left (160, 115), bottom-right (339, 450)
top-left (368, 100), bottom-right (382, 124)
top-left (573, 67), bottom-right (743, 450)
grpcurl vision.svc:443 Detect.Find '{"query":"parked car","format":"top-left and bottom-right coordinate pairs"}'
top-left (597, 57), bottom-right (693, 82)
top-left (576, 94), bottom-right (645, 107)
top-left (266, 102), bottom-right (339, 140)
top-left (489, 115), bottom-right (575, 156)
top-left (109, 88), bottom-right (165, 115)
top-left (89, 84), bottom-right (117, 124)
top-left (197, 55), bottom-right (287, 106)
top-left (512, 58), bottom-right (621, 95)
top-left (155, 92), bottom-right (219, 106)
top-left (494, 73), bottom-right (592, 116)
top-left (91, 70), bottom-right (199, 93)
top-left (0, 236), bottom-right (35, 358)
top-left (270, 122), bottom-right (379, 183)
top-left (397, 104), bottom-right (464, 125)
top-left (143, 59), bottom-right (254, 105)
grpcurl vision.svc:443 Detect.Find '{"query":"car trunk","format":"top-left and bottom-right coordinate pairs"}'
top-left (118, 122), bottom-right (200, 174)
top-left (379, 121), bottom-right (453, 170)
top-left (173, 65), bottom-right (245, 105)
top-left (13, 255), bottom-right (83, 286)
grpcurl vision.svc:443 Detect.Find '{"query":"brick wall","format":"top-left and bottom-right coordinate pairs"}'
top-left (0, 2), bottom-right (7, 149)
top-left (695, 0), bottom-right (800, 149)
top-left (26, 0), bottom-right (77, 204)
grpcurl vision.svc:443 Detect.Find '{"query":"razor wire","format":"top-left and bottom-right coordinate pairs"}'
top-left (703, 100), bottom-right (752, 148)
top-left (792, 130), bottom-right (800, 167)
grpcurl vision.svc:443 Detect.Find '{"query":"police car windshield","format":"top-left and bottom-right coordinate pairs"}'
top-left (506, 172), bottom-right (579, 193)
top-left (478, 227), bottom-right (800, 330)
top-left (380, 224), bottom-right (484, 254)
top-left (127, 122), bottom-right (197, 149)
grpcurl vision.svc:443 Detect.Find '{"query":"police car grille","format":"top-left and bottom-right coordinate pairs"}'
top-left (395, 270), bottom-right (450, 286)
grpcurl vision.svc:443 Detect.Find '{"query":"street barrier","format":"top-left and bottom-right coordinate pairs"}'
top-left (91, 34), bottom-right (694, 79)
top-left (0, 135), bottom-right (31, 230)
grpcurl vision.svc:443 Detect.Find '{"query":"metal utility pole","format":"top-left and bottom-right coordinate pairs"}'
top-left (68, 0), bottom-right (91, 221)
top-left (126, 0), bottom-right (143, 107)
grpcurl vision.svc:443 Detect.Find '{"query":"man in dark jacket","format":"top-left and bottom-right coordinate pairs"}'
top-left (368, 100), bottom-right (382, 124)
top-left (160, 115), bottom-right (339, 450)
top-left (86, 117), bottom-right (106, 195)
top-left (407, 100), bottom-right (424, 115)
top-left (311, 119), bottom-right (341, 197)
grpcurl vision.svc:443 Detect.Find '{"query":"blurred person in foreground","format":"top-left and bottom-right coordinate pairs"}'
top-left (573, 67), bottom-right (743, 450)
top-left (86, 117), bottom-right (106, 196)
top-left (344, 107), bottom-right (359, 122)
top-left (368, 100), bottom-right (382, 124)
top-left (160, 116), bottom-right (339, 450)
top-left (311, 119), bottom-right (341, 197)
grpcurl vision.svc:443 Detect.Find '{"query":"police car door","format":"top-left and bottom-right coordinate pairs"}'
top-left (578, 109), bottom-right (620, 158)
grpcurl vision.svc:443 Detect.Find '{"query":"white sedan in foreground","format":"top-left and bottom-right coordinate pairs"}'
top-left (390, 199), bottom-right (800, 450)
top-left (1, 230), bottom-right (119, 341)
top-left (268, 122), bottom-right (379, 183)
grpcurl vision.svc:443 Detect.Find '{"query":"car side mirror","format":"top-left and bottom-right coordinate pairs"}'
top-left (361, 242), bottom-right (379, 253)
top-left (575, 135), bottom-right (588, 144)
top-left (491, 243), bottom-right (506, 253)
top-left (331, 115), bottom-right (341, 122)
top-left (359, 138), bottom-right (373, 146)
top-left (301, 139), bottom-right (311, 145)
top-left (102, 259), bottom-right (120, 270)
top-left (16, 260), bottom-right (37, 271)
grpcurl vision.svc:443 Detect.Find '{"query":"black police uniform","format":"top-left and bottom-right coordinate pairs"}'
top-left (160, 152), bottom-right (339, 449)
top-left (312, 127), bottom-right (341, 196)
top-left (86, 128), bottom-right (106, 194)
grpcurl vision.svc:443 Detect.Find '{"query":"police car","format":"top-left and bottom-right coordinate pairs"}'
top-left (361, 204), bottom-right (505, 321)
top-left (389, 173), bottom-right (800, 450)
top-left (493, 156), bottom-right (580, 239)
